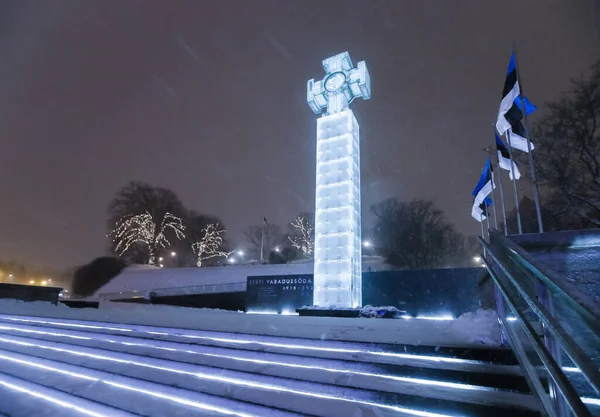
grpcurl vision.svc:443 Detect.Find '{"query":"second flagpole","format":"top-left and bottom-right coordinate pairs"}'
top-left (512, 41), bottom-right (544, 233)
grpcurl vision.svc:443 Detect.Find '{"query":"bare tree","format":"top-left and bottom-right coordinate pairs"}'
top-left (532, 61), bottom-right (600, 226)
top-left (191, 223), bottom-right (231, 267)
top-left (287, 213), bottom-right (314, 258)
top-left (110, 212), bottom-right (185, 265)
top-left (371, 198), bottom-right (463, 269)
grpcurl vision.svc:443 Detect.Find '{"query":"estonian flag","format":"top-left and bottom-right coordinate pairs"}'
top-left (496, 134), bottom-right (521, 180)
top-left (472, 197), bottom-right (492, 222)
top-left (507, 119), bottom-right (535, 153)
top-left (471, 158), bottom-right (496, 221)
top-left (496, 53), bottom-right (522, 136)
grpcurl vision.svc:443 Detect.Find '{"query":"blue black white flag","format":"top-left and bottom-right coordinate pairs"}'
top-left (471, 158), bottom-right (496, 221)
top-left (496, 54), bottom-right (538, 152)
top-left (507, 119), bottom-right (535, 153)
top-left (472, 197), bottom-right (492, 222)
top-left (496, 53), bottom-right (521, 136)
top-left (496, 134), bottom-right (521, 180)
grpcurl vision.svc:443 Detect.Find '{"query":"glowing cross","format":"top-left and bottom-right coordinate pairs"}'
top-left (307, 52), bottom-right (371, 308)
top-left (307, 52), bottom-right (371, 115)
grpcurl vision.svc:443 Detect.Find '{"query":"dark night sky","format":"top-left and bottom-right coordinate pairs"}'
top-left (0, 0), bottom-right (599, 269)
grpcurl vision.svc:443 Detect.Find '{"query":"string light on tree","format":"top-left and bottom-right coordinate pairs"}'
top-left (191, 223), bottom-right (232, 267)
top-left (288, 215), bottom-right (314, 257)
top-left (110, 211), bottom-right (185, 266)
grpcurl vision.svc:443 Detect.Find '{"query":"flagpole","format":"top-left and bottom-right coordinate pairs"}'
top-left (485, 148), bottom-right (500, 230)
top-left (491, 144), bottom-right (509, 235)
top-left (480, 214), bottom-right (487, 258)
top-left (505, 130), bottom-right (523, 234)
top-left (512, 41), bottom-right (544, 233)
top-left (485, 209), bottom-right (491, 239)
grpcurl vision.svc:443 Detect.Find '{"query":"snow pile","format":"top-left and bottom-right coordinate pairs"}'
top-left (359, 305), bottom-right (405, 318)
top-left (448, 309), bottom-right (501, 346)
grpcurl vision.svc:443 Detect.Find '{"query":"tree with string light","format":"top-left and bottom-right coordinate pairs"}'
top-left (191, 223), bottom-right (231, 267)
top-left (288, 213), bottom-right (314, 258)
top-left (110, 212), bottom-right (185, 266)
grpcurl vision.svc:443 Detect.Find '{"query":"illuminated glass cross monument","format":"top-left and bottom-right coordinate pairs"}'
top-left (307, 52), bottom-right (371, 308)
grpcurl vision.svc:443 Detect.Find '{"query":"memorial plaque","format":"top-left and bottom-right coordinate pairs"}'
top-left (246, 274), bottom-right (314, 314)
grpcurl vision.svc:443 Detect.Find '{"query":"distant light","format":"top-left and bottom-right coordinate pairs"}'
top-left (29, 280), bottom-right (35, 285)
top-left (170, 252), bottom-right (176, 257)
top-left (274, 247), bottom-right (280, 253)
top-left (158, 257), bottom-right (163, 262)
top-left (8, 274), bottom-right (13, 278)
top-left (41, 281), bottom-right (48, 286)
top-left (473, 256), bottom-right (481, 263)
top-left (362, 241), bottom-right (372, 248)
top-left (159, 264), bottom-right (164, 268)
top-left (228, 258), bottom-right (235, 264)
top-left (237, 250), bottom-right (244, 256)
top-left (48, 279), bottom-right (52, 282)
top-left (416, 315), bottom-right (454, 321)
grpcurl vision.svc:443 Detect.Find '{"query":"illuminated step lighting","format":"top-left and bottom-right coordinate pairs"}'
top-left (0, 338), bottom-right (458, 417)
top-left (0, 373), bottom-right (130, 417)
top-left (0, 315), bottom-right (481, 365)
top-left (0, 325), bottom-right (92, 340)
top-left (0, 349), bottom-right (259, 417)
top-left (582, 397), bottom-right (600, 406)
top-left (0, 317), bottom-right (130, 332)
top-left (415, 316), bottom-right (454, 321)
top-left (0, 333), bottom-right (487, 394)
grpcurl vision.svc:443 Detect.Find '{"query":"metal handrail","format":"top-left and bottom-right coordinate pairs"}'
top-left (481, 238), bottom-right (600, 395)
top-left (492, 230), bottom-right (600, 329)
top-left (479, 232), bottom-right (600, 416)
top-left (481, 254), bottom-right (592, 417)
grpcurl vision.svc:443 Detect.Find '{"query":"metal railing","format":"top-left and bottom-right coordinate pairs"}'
top-left (480, 230), bottom-right (600, 417)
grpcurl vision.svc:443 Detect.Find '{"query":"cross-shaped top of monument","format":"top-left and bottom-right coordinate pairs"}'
top-left (307, 52), bottom-right (371, 115)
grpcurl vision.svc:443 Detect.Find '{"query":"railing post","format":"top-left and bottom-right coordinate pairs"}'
top-left (494, 284), bottom-right (509, 346)
top-left (537, 279), bottom-right (569, 416)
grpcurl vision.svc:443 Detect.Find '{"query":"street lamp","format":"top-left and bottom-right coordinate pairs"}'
top-left (29, 280), bottom-right (35, 285)
top-left (362, 241), bottom-right (372, 248)
top-left (228, 258), bottom-right (236, 264)
top-left (158, 257), bottom-right (164, 262)
top-left (237, 250), bottom-right (244, 256)
top-left (159, 264), bottom-right (164, 268)
top-left (274, 247), bottom-right (280, 253)
top-left (473, 256), bottom-right (482, 263)
top-left (170, 251), bottom-right (176, 257)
